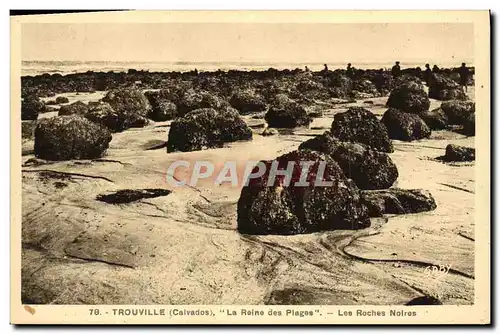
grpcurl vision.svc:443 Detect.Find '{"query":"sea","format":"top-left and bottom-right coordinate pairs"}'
top-left (21, 61), bottom-right (468, 77)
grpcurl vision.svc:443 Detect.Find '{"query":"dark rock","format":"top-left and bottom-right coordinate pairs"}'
top-left (405, 296), bottom-right (443, 306)
top-left (144, 90), bottom-right (178, 121)
top-left (97, 189), bottom-right (171, 204)
top-left (22, 120), bottom-right (37, 140)
top-left (419, 108), bottom-right (449, 130)
top-left (381, 108), bottom-right (431, 141)
top-left (55, 96), bottom-right (69, 104)
top-left (101, 88), bottom-right (152, 117)
top-left (386, 80), bottom-right (430, 114)
top-left (443, 144), bottom-right (475, 162)
top-left (167, 107), bottom-right (252, 152)
top-left (330, 107), bottom-right (394, 153)
top-left (352, 79), bottom-right (379, 97)
top-left (34, 115), bottom-right (112, 161)
top-left (229, 89), bottom-right (267, 114)
top-left (265, 99), bottom-right (312, 128)
top-left (85, 102), bottom-right (149, 132)
top-left (440, 100), bottom-right (475, 125)
top-left (58, 101), bottom-right (89, 116)
top-left (462, 113), bottom-right (475, 136)
top-left (361, 188), bottom-right (437, 217)
top-left (237, 150), bottom-right (370, 235)
top-left (428, 74), bottom-right (467, 101)
top-left (176, 89), bottom-right (228, 116)
top-left (299, 134), bottom-right (398, 190)
top-left (22, 96), bottom-right (44, 120)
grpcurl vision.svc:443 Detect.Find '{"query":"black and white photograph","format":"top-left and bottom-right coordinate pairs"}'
top-left (10, 10), bottom-right (490, 325)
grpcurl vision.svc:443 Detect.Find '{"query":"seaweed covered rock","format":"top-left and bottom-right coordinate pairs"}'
top-left (176, 89), bottom-right (228, 116)
top-left (381, 108), bottom-right (431, 141)
top-left (361, 188), bottom-right (437, 217)
top-left (85, 102), bottom-right (149, 132)
top-left (229, 89), bottom-right (267, 114)
top-left (440, 100), bottom-right (475, 125)
top-left (167, 108), bottom-right (252, 152)
top-left (443, 144), bottom-right (475, 162)
top-left (58, 101), bottom-right (89, 116)
top-left (22, 96), bottom-right (45, 120)
top-left (352, 79), bottom-right (379, 97)
top-left (265, 99), bottom-right (312, 128)
top-left (22, 120), bottom-right (37, 140)
top-left (101, 88), bottom-right (152, 117)
top-left (34, 115), bottom-right (112, 161)
top-left (55, 96), bottom-right (69, 104)
top-left (462, 112), bottom-right (475, 136)
top-left (330, 107), bottom-right (394, 153)
top-left (386, 80), bottom-right (430, 114)
top-left (328, 74), bottom-right (353, 98)
top-left (144, 90), bottom-right (178, 121)
top-left (419, 107), bottom-right (449, 130)
top-left (299, 133), bottom-right (398, 190)
top-left (237, 150), bottom-right (370, 235)
top-left (428, 74), bottom-right (467, 101)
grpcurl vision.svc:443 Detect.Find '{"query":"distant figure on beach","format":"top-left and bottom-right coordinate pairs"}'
top-left (432, 65), bottom-right (440, 73)
top-left (391, 61), bottom-right (401, 78)
top-left (323, 64), bottom-right (329, 72)
top-left (194, 68), bottom-right (199, 75)
top-left (346, 63), bottom-right (354, 78)
top-left (304, 65), bottom-right (310, 72)
top-left (459, 62), bottom-right (470, 92)
top-left (423, 63), bottom-right (432, 85)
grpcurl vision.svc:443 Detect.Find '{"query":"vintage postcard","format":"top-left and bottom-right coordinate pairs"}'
top-left (11, 10), bottom-right (490, 325)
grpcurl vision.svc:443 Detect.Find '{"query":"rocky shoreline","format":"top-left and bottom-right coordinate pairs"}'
top-left (21, 66), bottom-right (475, 305)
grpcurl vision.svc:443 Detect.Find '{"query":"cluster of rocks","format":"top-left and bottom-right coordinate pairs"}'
top-left (383, 78), bottom-right (475, 139)
top-left (31, 88), bottom-right (154, 160)
top-left (237, 107), bottom-right (437, 235)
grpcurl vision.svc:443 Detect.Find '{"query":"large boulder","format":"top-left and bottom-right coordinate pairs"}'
top-left (443, 144), bottom-right (475, 162)
top-left (419, 107), bottom-right (449, 130)
top-left (34, 115), bottom-right (112, 161)
top-left (299, 133), bottom-right (398, 190)
top-left (229, 89), bottom-right (267, 114)
top-left (101, 88), bottom-right (152, 117)
top-left (144, 90), bottom-right (178, 121)
top-left (386, 80), bottom-right (430, 114)
top-left (175, 89), bottom-right (228, 116)
top-left (428, 74), bottom-right (467, 101)
top-left (381, 108), bottom-right (431, 141)
top-left (361, 188), bottom-right (437, 217)
top-left (330, 107), bottom-right (394, 153)
top-left (58, 101), bottom-right (89, 116)
top-left (440, 100), bottom-right (475, 125)
top-left (237, 150), bottom-right (370, 235)
top-left (167, 107), bottom-right (252, 152)
top-left (265, 99), bottom-right (312, 128)
top-left (85, 102), bottom-right (149, 132)
top-left (21, 96), bottom-right (44, 120)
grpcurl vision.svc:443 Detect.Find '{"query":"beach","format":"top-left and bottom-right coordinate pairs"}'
top-left (20, 66), bottom-right (475, 305)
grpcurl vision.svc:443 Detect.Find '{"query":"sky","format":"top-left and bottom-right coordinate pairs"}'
top-left (21, 22), bottom-right (474, 65)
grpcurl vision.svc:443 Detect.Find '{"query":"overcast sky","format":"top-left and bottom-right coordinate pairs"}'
top-left (21, 23), bottom-right (474, 64)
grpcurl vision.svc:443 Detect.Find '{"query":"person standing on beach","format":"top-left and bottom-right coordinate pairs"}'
top-left (346, 63), bottom-right (354, 78)
top-left (432, 65), bottom-right (440, 73)
top-left (423, 63), bottom-right (432, 86)
top-left (458, 63), bottom-right (470, 93)
top-left (391, 61), bottom-right (401, 78)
